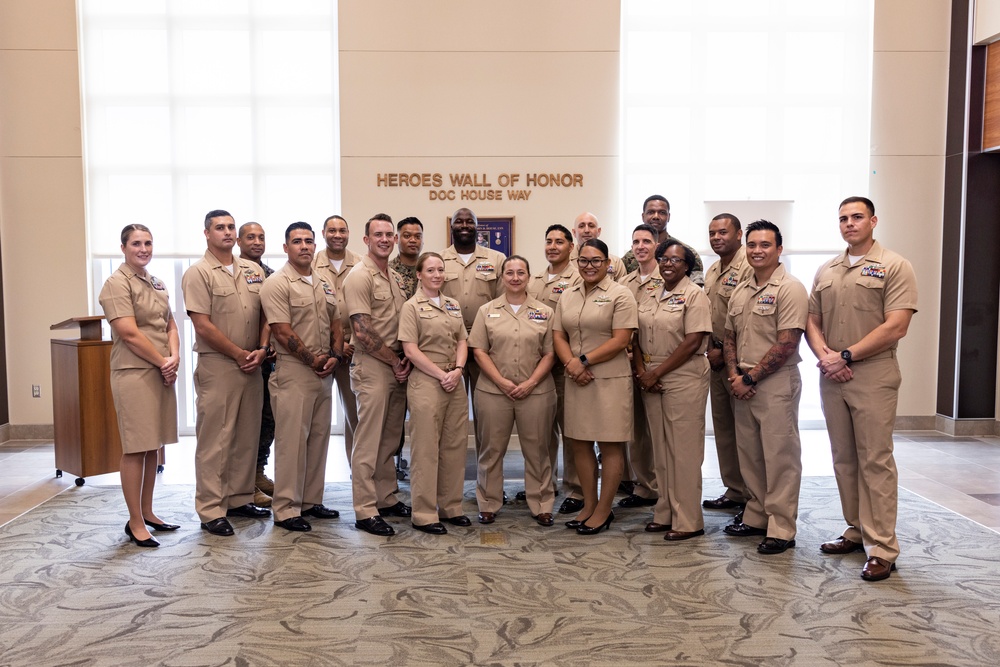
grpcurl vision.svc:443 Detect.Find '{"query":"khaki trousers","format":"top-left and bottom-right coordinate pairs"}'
top-left (820, 356), bottom-right (901, 562)
top-left (475, 388), bottom-right (556, 515)
top-left (733, 365), bottom-right (802, 541)
top-left (194, 354), bottom-right (262, 522)
top-left (628, 383), bottom-right (658, 499)
top-left (408, 369), bottom-right (469, 525)
top-left (709, 368), bottom-right (747, 502)
top-left (642, 359), bottom-right (709, 532)
top-left (350, 351), bottom-right (407, 519)
top-left (335, 360), bottom-right (359, 464)
top-left (549, 367), bottom-right (583, 499)
top-left (269, 357), bottom-right (334, 522)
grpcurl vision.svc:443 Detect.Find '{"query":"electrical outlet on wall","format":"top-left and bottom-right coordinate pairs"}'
top-left (32, 385), bottom-right (41, 398)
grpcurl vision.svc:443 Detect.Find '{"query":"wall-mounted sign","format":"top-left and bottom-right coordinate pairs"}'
top-left (376, 172), bottom-right (584, 202)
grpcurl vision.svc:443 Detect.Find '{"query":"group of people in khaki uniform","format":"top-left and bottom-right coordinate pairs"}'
top-left (101, 195), bottom-right (916, 582)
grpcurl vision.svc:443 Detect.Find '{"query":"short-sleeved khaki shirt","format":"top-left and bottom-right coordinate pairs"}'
top-left (181, 251), bottom-right (264, 355)
top-left (440, 244), bottom-right (507, 330)
top-left (553, 275), bottom-right (638, 379)
top-left (704, 247), bottom-right (753, 341)
top-left (468, 294), bottom-right (556, 395)
top-left (259, 263), bottom-right (337, 361)
top-left (618, 268), bottom-right (664, 308)
top-left (808, 241), bottom-right (918, 353)
top-left (725, 264), bottom-right (808, 369)
top-left (99, 263), bottom-right (174, 370)
top-left (528, 265), bottom-right (581, 311)
top-left (637, 275), bottom-right (712, 360)
top-left (313, 248), bottom-right (361, 342)
top-left (343, 254), bottom-right (407, 354)
top-left (397, 292), bottom-right (467, 368)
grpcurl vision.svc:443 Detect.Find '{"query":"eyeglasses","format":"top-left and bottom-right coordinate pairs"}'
top-left (657, 257), bottom-right (686, 265)
top-left (577, 257), bottom-right (608, 268)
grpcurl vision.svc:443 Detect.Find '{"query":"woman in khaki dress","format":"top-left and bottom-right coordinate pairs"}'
top-left (398, 252), bottom-right (470, 535)
top-left (98, 224), bottom-right (180, 548)
top-left (554, 239), bottom-right (638, 535)
top-left (633, 239), bottom-right (712, 541)
top-left (469, 256), bottom-right (557, 526)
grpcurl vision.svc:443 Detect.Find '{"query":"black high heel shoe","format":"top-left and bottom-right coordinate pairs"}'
top-left (565, 516), bottom-right (591, 529)
top-left (125, 522), bottom-right (160, 548)
top-left (576, 511), bottom-right (614, 535)
top-left (144, 518), bottom-right (180, 531)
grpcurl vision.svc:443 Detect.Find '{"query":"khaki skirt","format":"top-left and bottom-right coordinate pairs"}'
top-left (110, 367), bottom-right (178, 454)
top-left (564, 375), bottom-right (633, 442)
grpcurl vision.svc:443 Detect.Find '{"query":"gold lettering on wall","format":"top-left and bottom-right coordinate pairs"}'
top-left (374, 171), bottom-right (584, 201)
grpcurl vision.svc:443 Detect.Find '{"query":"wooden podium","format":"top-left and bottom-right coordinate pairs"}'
top-left (50, 316), bottom-right (122, 485)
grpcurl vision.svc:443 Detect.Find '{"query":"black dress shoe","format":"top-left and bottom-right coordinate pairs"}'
top-left (301, 504), bottom-right (340, 519)
top-left (355, 516), bottom-right (395, 537)
top-left (144, 518), bottom-right (180, 531)
top-left (412, 522), bottom-right (448, 535)
top-left (125, 522), bottom-right (159, 548)
top-left (577, 511), bottom-right (614, 535)
top-left (441, 515), bottom-right (471, 527)
top-left (723, 521), bottom-right (766, 537)
top-left (558, 497), bottom-right (584, 514)
top-left (377, 502), bottom-right (412, 518)
top-left (757, 537), bottom-right (796, 554)
top-left (733, 510), bottom-right (744, 525)
top-left (226, 503), bottom-right (271, 518)
top-left (703, 494), bottom-right (744, 510)
top-left (503, 491), bottom-right (509, 504)
top-left (274, 516), bottom-right (311, 532)
top-left (617, 494), bottom-right (657, 508)
top-left (565, 516), bottom-right (590, 529)
top-left (200, 517), bottom-right (235, 536)
top-left (617, 480), bottom-right (634, 495)
top-left (515, 491), bottom-right (527, 501)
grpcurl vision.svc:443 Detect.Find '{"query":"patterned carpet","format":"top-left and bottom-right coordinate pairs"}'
top-left (1, 478), bottom-right (999, 666)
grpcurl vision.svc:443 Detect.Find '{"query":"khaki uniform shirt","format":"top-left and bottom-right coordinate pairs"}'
top-left (343, 255), bottom-right (407, 354)
top-left (397, 293), bottom-right (468, 368)
top-left (623, 234), bottom-right (704, 285)
top-left (528, 265), bottom-right (581, 310)
top-left (100, 263), bottom-right (174, 370)
top-left (569, 248), bottom-right (627, 282)
top-left (553, 276), bottom-right (638, 379)
top-left (468, 294), bottom-right (556, 395)
top-left (725, 264), bottom-right (808, 369)
top-left (259, 263), bottom-right (337, 361)
top-left (440, 244), bottom-right (507, 331)
top-left (619, 268), bottom-right (664, 308)
top-left (181, 251), bottom-right (264, 355)
top-left (705, 247), bottom-right (754, 342)
top-left (313, 248), bottom-right (361, 343)
top-left (389, 256), bottom-right (418, 299)
top-left (808, 241), bottom-right (918, 352)
top-left (637, 275), bottom-right (712, 360)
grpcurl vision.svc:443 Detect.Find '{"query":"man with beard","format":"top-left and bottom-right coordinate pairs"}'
top-left (312, 215), bottom-right (361, 466)
top-left (440, 207), bottom-right (506, 454)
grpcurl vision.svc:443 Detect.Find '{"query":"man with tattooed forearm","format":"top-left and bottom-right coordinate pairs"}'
top-left (722, 220), bottom-right (808, 557)
top-left (260, 222), bottom-right (344, 532)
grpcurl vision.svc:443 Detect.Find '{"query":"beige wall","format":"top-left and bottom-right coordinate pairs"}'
top-left (870, 0), bottom-right (951, 420)
top-left (338, 0), bottom-right (621, 272)
top-left (0, 0), bottom-right (966, 427)
top-left (0, 0), bottom-right (89, 428)
top-left (976, 0), bottom-right (1000, 44)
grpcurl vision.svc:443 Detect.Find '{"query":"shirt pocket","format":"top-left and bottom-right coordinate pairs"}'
top-left (212, 285), bottom-right (237, 314)
top-left (290, 296), bottom-right (313, 310)
top-left (812, 279), bottom-right (834, 314)
top-left (373, 289), bottom-right (391, 302)
top-left (474, 271), bottom-right (496, 297)
top-left (854, 277), bottom-right (885, 312)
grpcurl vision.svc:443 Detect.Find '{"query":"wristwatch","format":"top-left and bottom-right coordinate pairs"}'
top-left (742, 372), bottom-right (757, 387)
top-left (579, 354), bottom-right (590, 367)
top-left (841, 349), bottom-right (853, 365)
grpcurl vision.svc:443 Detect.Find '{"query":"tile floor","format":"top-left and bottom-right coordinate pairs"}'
top-left (2, 430), bottom-right (1000, 532)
